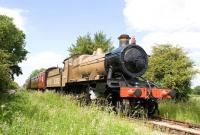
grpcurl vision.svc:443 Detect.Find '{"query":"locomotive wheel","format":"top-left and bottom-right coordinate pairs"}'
top-left (123, 99), bottom-right (132, 116)
top-left (116, 100), bottom-right (123, 115)
top-left (131, 104), bottom-right (147, 118)
top-left (105, 93), bottom-right (113, 106)
top-left (104, 93), bottom-right (115, 112)
top-left (115, 99), bottom-right (132, 116)
top-left (77, 92), bottom-right (91, 106)
top-left (145, 100), bottom-right (158, 117)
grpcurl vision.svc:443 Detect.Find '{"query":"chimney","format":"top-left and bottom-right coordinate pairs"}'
top-left (118, 34), bottom-right (130, 47)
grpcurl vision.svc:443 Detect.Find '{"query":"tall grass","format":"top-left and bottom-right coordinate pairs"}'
top-left (159, 95), bottom-right (200, 124)
top-left (0, 90), bottom-right (162, 135)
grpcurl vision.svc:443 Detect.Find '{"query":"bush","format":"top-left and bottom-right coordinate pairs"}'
top-left (145, 44), bottom-right (197, 101)
top-left (192, 86), bottom-right (200, 95)
top-left (7, 81), bottom-right (19, 89)
top-left (159, 95), bottom-right (200, 124)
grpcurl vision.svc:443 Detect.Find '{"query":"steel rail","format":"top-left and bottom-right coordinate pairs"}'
top-left (147, 117), bottom-right (200, 135)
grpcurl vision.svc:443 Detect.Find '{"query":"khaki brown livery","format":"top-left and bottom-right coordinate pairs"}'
top-left (26, 34), bottom-right (175, 117)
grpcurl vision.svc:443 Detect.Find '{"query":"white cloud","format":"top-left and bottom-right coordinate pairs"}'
top-left (15, 52), bottom-right (64, 86)
top-left (0, 7), bottom-right (26, 31)
top-left (124, 0), bottom-right (200, 32)
top-left (124, 0), bottom-right (200, 86)
top-left (141, 32), bottom-right (200, 54)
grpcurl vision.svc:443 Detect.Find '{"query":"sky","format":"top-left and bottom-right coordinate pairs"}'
top-left (0, 0), bottom-right (199, 87)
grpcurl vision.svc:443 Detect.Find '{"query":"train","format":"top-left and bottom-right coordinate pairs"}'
top-left (26, 34), bottom-right (175, 117)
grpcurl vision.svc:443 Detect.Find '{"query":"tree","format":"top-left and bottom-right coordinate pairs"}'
top-left (7, 81), bottom-right (19, 89)
top-left (93, 32), bottom-right (114, 52)
top-left (192, 86), bottom-right (200, 95)
top-left (29, 68), bottom-right (46, 78)
top-left (0, 50), bottom-right (11, 89)
top-left (68, 32), bottom-right (113, 56)
top-left (0, 15), bottom-right (28, 79)
top-left (145, 44), bottom-right (197, 101)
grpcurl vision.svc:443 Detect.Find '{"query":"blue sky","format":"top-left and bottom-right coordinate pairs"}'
top-left (0, 0), bottom-right (199, 86)
top-left (0, 0), bottom-right (128, 54)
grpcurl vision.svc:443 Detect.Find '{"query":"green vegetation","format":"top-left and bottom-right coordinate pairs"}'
top-left (0, 90), bottom-right (162, 135)
top-left (159, 95), bottom-right (200, 124)
top-left (145, 44), bottom-right (197, 100)
top-left (69, 31), bottom-right (114, 56)
top-left (0, 50), bottom-right (11, 89)
top-left (0, 15), bottom-right (28, 90)
top-left (192, 86), bottom-right (200, 95)
top-left (29, 68), bottom-right (46, 78)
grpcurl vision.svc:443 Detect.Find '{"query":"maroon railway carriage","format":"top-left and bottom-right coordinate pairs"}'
top-left (27, 67), bottom-right (58, 90)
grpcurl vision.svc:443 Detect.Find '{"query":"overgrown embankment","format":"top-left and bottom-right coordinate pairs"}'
top-left (159, 95), bottom-right (200, 124)
top-left (0, 90), bottom-right (163, 135)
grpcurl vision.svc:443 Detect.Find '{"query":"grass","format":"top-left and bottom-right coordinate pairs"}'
top-left (159, 95), bottom-right (200, 124)
top-left (0, 90), bottom-right (163, 135)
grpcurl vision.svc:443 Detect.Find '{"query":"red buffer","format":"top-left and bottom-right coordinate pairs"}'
top-left (120, 87), bottom-right (173, 99)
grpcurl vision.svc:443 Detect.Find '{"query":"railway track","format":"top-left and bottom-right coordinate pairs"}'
top-left (147, 117), bottom-right (200, 135)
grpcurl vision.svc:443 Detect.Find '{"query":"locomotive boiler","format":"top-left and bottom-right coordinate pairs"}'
top-left (27, 34), bottom-right (175, 117)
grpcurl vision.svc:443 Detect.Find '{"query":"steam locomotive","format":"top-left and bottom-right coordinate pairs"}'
top-left (26, 34), bottom-right (174, 117)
